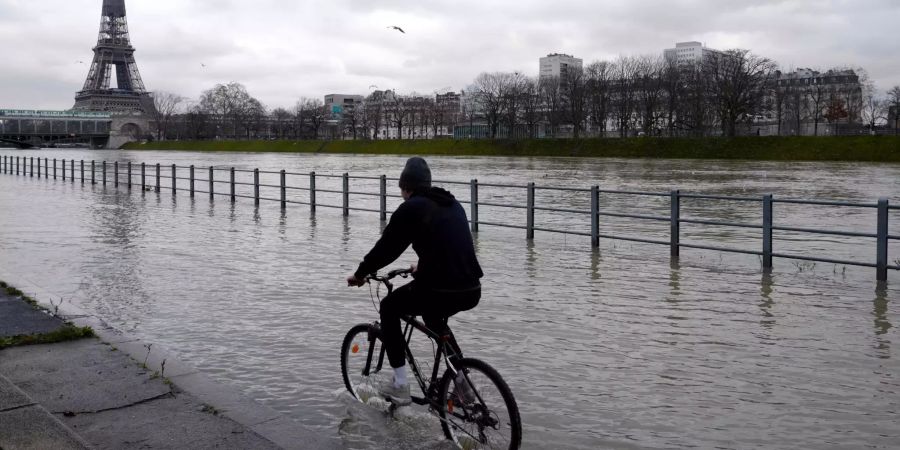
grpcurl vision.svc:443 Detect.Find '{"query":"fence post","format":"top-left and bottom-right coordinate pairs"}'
top-left (155, 163), bottom-right (160, 192)
top-left (141, 163), bottom-right (145, 191)
top-left (209, 167), bottom-right (214, 200)
top-left (54, 159), bottom-right (57, 180)
top-left (79, 160), bottom-right (84, 184)
top-left (30, 157), bottom-right (34, 177)
top-left (877, 198), bottom-right (889, 282)
top-left (171, 164), bottom-right (176, 196)
top-left (762, 195), bottom-right (773, 271)
top-left (37, 157), bottom-right (41, 179)
top-left (70, 159), bottom-right (74, 182)
top-left (310, 172), bottom-right (316, 213)
top-left (470, 179), bottom-right (479, 233)
top-left (190, 165), bottom-right (195, 198)
top-left (91, 161), bottom-right (95, 185)
top-left (670, 190), bottom-right (680, 259)
top-left (62, 159), bottom-right (65, 181)
top-left (253, 168), bottom-right (260, 206)
top-left (342, 173), bottom-right (350, 217)
top-left (230, 167), bottom-right (235, 202)
top-left (2, 155), bottom-right (4, 174)
top-left (591, 186), bottom-right (600, 248)
top-left (526, 182), bottom-right (535, 240)
top-left (127, 162), bottom-right (132, 189)
top-left (102, 161), bottom-right (106, 185)
top-left (114, 161), bottom-right (118, 187)
top-left (280, 170), bottom-right (287, 209)
top-left (380, 175), bottom-right (387, 221)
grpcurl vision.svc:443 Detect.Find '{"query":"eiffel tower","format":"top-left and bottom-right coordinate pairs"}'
top-left (73, 0), bottom-right (154, 114)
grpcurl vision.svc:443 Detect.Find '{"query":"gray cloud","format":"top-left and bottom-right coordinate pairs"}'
top-left (1, 0), bottom-right (897, 110)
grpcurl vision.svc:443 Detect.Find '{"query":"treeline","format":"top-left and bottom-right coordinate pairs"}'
top-left (149, 49), bottom-right (900, 141)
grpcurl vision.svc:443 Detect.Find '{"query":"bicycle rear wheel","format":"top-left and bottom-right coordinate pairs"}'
top-left (341, 323), bottom-right (391, 403)
top-left (438, 358), bottom-right (522, 450)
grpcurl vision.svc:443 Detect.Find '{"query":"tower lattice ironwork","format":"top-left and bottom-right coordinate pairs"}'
top-left (74, 0), bottom-right (154, 114)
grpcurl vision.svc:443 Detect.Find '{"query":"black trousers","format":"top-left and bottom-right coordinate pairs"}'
top-left (379, 280), bottom-right (480, 368)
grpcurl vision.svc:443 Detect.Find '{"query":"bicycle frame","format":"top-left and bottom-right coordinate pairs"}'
top-left (362, 271), bottom-right (465, 408)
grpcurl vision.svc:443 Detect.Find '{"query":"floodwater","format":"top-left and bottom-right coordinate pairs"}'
top-left (0, 149), bottom-right (899, 449)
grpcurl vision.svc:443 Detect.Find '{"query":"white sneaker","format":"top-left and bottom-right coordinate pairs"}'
top-left (379, 378), bottom-right (412, 406)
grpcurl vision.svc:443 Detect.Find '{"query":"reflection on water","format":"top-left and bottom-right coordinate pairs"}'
top-left (759, 272), bottom-right (775, 329)
top-left (0, 150), bottom-right (899, 449)
top-left (874, 282), bottom-right (892, 359)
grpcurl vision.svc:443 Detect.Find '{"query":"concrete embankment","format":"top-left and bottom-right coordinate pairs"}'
top-left (0, 276), bottom-right (340, 450)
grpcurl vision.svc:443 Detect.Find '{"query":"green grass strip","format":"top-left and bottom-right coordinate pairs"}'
top-left (0, 325), bottom-right (95, 349)
top-left (124, 136), bottom-right (900, 162)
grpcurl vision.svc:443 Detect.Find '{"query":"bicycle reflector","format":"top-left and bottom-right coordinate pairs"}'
top-left (352, 344), bottom-right (360, 354)
top-left (448, 399), bottom-right (455, 414)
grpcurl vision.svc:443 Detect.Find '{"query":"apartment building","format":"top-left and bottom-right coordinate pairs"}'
top-left (663, 41), bottom-right (721, 65)
top-left (539, 53), bottom-right (583, 81)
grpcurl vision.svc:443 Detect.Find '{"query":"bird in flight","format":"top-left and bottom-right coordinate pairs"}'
top-left (387, 26), bottom-right (405, 34)
top-left (201, 63), bottom-right (206, 68)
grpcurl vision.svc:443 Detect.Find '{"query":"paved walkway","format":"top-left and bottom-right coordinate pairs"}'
top-left (0, 288), bottom-right (340, 449)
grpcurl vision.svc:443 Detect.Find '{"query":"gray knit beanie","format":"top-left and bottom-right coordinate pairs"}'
top-left (399, 157), bottom-right (431, 191)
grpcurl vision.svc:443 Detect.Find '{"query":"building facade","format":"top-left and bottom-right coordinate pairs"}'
top-left (539, 53), bottom-right (583, 81)
top-left (765, 68), bottom-right (863, 136)
top-left (663, 41), bottom-right (721, 65)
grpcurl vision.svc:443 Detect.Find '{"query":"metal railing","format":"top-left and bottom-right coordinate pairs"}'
top-left (2, 154), bottom-right (898, 281)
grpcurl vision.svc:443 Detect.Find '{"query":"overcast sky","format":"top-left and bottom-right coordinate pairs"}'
top-left (1, 0), bottom-right (898, 111)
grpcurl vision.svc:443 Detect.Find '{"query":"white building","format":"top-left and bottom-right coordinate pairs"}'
top-left (663, 41), bottom-right (721, 65)
top-left (539, 53), bottom-right (583, 80)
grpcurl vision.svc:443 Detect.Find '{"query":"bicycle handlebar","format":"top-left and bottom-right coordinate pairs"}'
top-left (366, 267), bottom-right (413, 283)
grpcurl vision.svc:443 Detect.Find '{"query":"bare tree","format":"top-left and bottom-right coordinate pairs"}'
top-left (564, 67), bottom-right (589, 138)
top-left (386, 93), bottom-right (414, 139)
top-left (803, 78), bottom-right (830, 136)
top-left (364, 91), bottom-right (386, 140)
top-left (473, 72), bottom-right (506, 138)
top-left (633, 55), bottom-right (665, 136)
top-left (703, 49), bottom-right (777, 137)
top-left (271, 107), bottom-right (292, 139)
top-left (585, 61), bottom-right (612, 137)
top-left (302, 98), bottom-right (326, 139)
top-left (151, 91), bottom-right (184, 140)
top-left (610, 56), bottom-right (638, 137)
top-left (659, 58), bottom-right (682, 136)
top-left (459, 88), bottom-right (479, 138)
top-left (501, 72), bottom-right (527, 139)
top-left (540, 76), bottom-right (566, 138)
top-left (199, 82), bottom-right (258, 139)
top-left (887, 85), bottom-right (900, 132)
top-left (861, 90), bottom-right (886, 132)
top-left (677, 62), bottom-right (713, 136)
top-left (519, 77), bottom-right (542, 138)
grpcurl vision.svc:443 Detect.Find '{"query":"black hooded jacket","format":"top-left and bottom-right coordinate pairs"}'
top-left (354, 187), bottom-right (483, 290)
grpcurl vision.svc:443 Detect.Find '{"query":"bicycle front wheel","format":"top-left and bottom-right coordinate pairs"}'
top-left (340, 323), bottom-right (391, 403)
top-left (438, 358), bottom-right (522, 450)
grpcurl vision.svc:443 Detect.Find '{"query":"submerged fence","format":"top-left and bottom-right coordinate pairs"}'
top-left (2, 154), bottom-right (898, 281)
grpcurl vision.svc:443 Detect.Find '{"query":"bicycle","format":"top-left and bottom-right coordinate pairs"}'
top-left (341, 268), bottom-right (522, 450)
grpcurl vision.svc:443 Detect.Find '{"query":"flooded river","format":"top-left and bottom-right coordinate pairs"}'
top-left (0, 149), bottom-right (898, 449)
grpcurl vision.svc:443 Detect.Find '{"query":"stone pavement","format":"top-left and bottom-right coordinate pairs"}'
top-left (0, 286), bottom-right (341, 450)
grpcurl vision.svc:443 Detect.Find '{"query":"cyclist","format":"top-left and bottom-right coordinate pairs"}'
top-left (347, 157), bottom-right (483, 405)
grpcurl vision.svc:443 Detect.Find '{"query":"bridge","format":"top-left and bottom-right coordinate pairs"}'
top-left (0, 109), bottom-right (150, 149)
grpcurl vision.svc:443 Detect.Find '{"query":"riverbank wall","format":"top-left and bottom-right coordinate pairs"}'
top-left (124, 136), bottom-right (900, 162)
